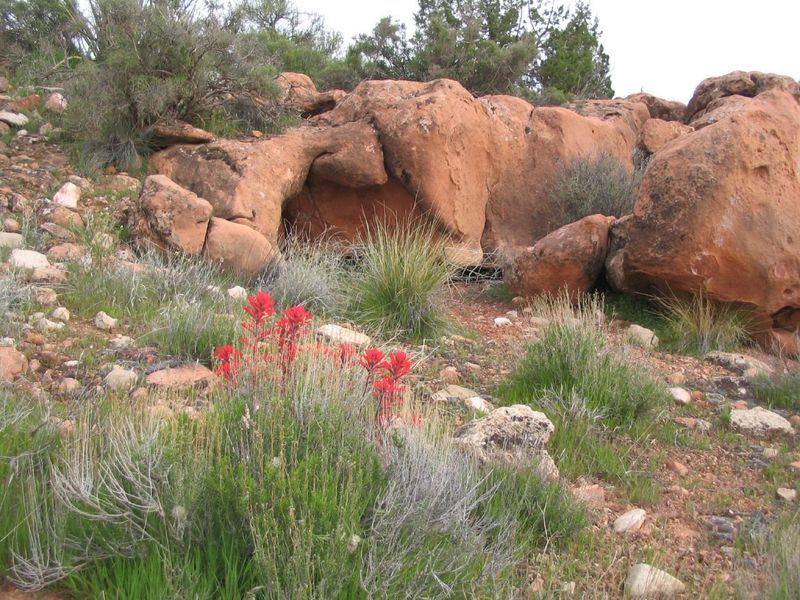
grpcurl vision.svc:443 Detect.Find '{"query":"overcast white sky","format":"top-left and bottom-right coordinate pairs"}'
top-left (294, 0), bottom-right (799, 103)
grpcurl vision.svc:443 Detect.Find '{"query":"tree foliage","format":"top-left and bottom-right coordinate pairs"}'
top-left (349, 0), bottom-right (613, 100)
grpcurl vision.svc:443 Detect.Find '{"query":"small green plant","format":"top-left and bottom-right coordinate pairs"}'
top-left (550, 152), bottom-right (642, 224)
top-left (346, 221), bottom-right (455, 342)
top-left (751, 372), bottom-right (800, 412)
top-left (658, 292), bottom-right (751, 355)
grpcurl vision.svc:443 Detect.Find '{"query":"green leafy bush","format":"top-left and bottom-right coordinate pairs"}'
top-left (346, 221), bottom-right (455, 342)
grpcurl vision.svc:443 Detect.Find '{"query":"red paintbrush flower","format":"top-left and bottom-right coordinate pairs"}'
top-left (359, 348), bottom-right (385, 374)
top-left (379, 351), bottom-right (412, 381)
top-left (243, 291), bottom-right (276, 325)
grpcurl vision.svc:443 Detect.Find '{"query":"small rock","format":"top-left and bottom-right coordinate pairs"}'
top-left (44, 92), bottom-right (67, 113)
top-left (9, 249), bottom-right (50, 270)
top-left (493, 317), bottom-right (513, 327)
top-left (667, 372), bottom-right (686, 385)
top-left (777, 488), bottom-right (797, 502)
top-left (572, 483), bottom-right (606, 508)
top-left (109, 335), bottom-right (134, 349)
top-left (36, 317), bottom-right (64, 332)
top-left (30, 266), bottom-right (66, 284)
top-left (627, 324), bottom-right (659, 348)
top-left (762, 447), bottom-right (779, 459)
top-left (0, 111), bottom-right (29, 127)
top-left (624, 564), bottom-right (685, 597)
top-left (315, 323), bottom-right (371, 347)
top-left (704, 351), bottom-right (773, 379)
top-left (0, 232), bottom-right (24, 249)
top-left (0, 346), bottom-right (28, 381)
top-left (669, 387), bottom-right (691, 406)
top-left (790, 415), bottom-right (800, 430)
top-left (667, 485), bottom-right (690, 497)
top-left (104, 365), bottom-right (138, 390)
top-left (666, 460), bottom-right (689, 476)
top-left (47, 243), bottom-right (87, 261)
top-left (3, 218), bottom-right (20, 233)
top-left (613, 508), bottom-right (647, 534)
top-left (464, 362), bottom-right (481, 372)
top-left (34, 287), bottom-right (58, 305)
top-left (788, 461), bottom-right (800, 472)
top-left (24, 331), bottom-right (45, 345)
top-left (51, 307), bottom-right (70, 322)
top-left (227, 285), bottom-right (248, 300)
top-left (463, 396), bottom-right (494, 413)
top-left (57, 377), bottom-right (81, 395)
top-left (704, 516), bottom-right (737, 544)
top-left (730, 407), bottom-right (794, 437)
top-left (439, 366), bottom-right (459, 383)
top-left (145, 364), bottom-right (216, 389)
top-left (731, 400), bottom-right (749, 410)
top-left (690, 390), bottom-right (704, 402)
top-left (94, 311), bottom-right (118, 330)
top-left (38, 122), bottom-right (53, 136)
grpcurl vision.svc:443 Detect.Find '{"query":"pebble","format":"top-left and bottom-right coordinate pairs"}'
top-left (439, 366), bottom-right (460, 383)
top-left (227, 286), bottom-right (248, 300)
top-left (777, 488), bottom-right (797, 502)
top-left (94, 311), bottom-right (118, 330)
top-left (668, 387), bottom-right (691, 406)
top-left (666, 460), bottom-right (689, 476)
top-left (34, 287), bottom-right (58, 305)
top-left (0, 232), bottom-right (23, 248)
top-left (36, 317), bottom-right (64, 332)
top-left (613, 508), bottom-right (647, 534)
top-left (52, 182), bottom-right (80, 210)
top-left (315, 323), bottom-right (371, 347)
top-left (3, 218), bottom-right (20, 233)
top-left (109, 335), bottom-right (134, 349)
top-left (57, 378), bottom-right (81, 395)
top-left (626, 324), bottom-right (659, 348)
top-left (667, 372), bottom-right (686, 385)
top-left (104, 365), bottom-right (138, 390)
top-left (51, 307), bottom-right (70, 322)
top-left (493, 317), bottom-right (513, 327)
top-left (624, 564), bottom-right (685, 597)
top-left (9, 249), bottom-right (50, 270)
top-left (463, 396), bottom-right (493, 413)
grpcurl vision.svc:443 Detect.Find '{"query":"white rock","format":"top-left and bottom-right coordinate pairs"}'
top-left (494, 317), bottom-right (513, 327)
top-left (58, 377), bottom-right (81, 394)
top-left (36, 317), bottom-right (64, 331)
top-left (730, 407), bottom-right (794, 437)
top-left (669, 387), bottom-right (691, 406)
top-left (34, 287), bottom-right (58, 305)
top-left (94, 311), bottom-right (118, 330)
top-left (104, 365), bottom-right (137, 390)
top-left (51, 307), bottom-right (70, 322)
top-left (9, 249), bottom-right (50, 270)
top-left (52, 182), bottom-right (80, 210)
top-left (316, 323), bottom-right (371, 347)
top-left (613, 508), bottom-right (647, 534)
top-left (16, 129), bottom-right (28, 137)
top-left (63, 360), bottom-right (80, 368)
top-left (0, 111), bottom-right (28, 127)
top-left (0, 232), bottom-right (24, 249)
top-left (453, 405), bottom-right (558, 480)
top-left (463, 396), bottom-right (494, 413)
top-left (704, 351), bottom-right (773, 378)
top-left (627, 324), bottom-right (659, 348)
top-left (624, 564), bottom-right (685, 597)
top-left (227, 285), bottom-right (248, 300)
top-left (777, 488), bottom-right (797, 502)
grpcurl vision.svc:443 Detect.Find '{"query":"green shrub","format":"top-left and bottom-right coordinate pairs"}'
top-left (551, 152), bottom-right (642, 224)
top-left (751, 372), bottom-right (800, 412)
top-left (658, 292), bottom-right (750, 355)
top-left (346, 221), bottom-right (455, 342)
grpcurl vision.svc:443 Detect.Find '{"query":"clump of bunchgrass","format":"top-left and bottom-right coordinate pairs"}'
top-left (750, 371), bottom-right (800, 412)
top-left (658, 292), bottom-right (751, 355)
top-left (346, 220), bottom-right (455, 343)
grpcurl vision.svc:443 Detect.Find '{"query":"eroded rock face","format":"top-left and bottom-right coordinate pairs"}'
top-left (685, 71), bottom-right (799, 124)
top-left (504, 214), bottom-right (614, 301)
top-left (625, 92), bottom-right (686, 122)
top-left (134, 175), bottom-right (213, 255)
top-left (275, 72), bottom-right (346, 117)
top-left (637, 119), bottom-right (693, 154)
top-left (609, 90), bottom-right (800, 335)
top-left (151, 121), bottom-right (387, 246)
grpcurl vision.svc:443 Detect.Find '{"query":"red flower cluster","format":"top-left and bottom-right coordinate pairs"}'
top-left (358, 349), bottom-right (416, 427)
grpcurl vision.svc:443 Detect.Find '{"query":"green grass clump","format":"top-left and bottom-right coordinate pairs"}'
top-left (346, 221), bottom-right (455, 342)
top-left (751, 372), bottom-right (800, 412)
top-left (498, 294), bottom-right (667, 479)
top-left (658, 292), bottom-right (750, 355)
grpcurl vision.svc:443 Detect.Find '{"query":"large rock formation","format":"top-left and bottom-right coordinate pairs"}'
top-left (637, 119), bottom-right (693, 155)
top-left (608, 89), bottom-right (800, 344)
top-left (275, 72), bottom-right (346, 117)
top-left (625, 92), bottom-right (686, 122)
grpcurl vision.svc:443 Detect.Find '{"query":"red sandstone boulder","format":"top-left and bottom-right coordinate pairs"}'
top-left (638, 119), bottom-right (693, 154)
top-left (609, 90), bottom-right (800, 337)
top-left (504, 214), bottom-right (615, 301)
top-left (275, 72), bottom-right (346, 117)
top-left (565, 98), bottom-right (651, 149)
top-left (625, 93), bottom-right (686, 122)
top-left (685, 71), bottom-right (799, 123)
top-left (135, 175), bottom-right (213, 255)
top-left (151, 120), bottom-right (214, 148)
top-left (688, 95), bottom-right (752, 130)
top-left (204, 217), bottom-right (278, 276)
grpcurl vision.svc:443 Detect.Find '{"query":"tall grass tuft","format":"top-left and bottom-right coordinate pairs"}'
top-left (498, 293), bottom-right (667, 478)
top-left (658, 292), bottom-right (750, 355)
top-left (346, 221), bottom-right (455, 342)
top-left (750, 371), bottom-right (800, 412)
